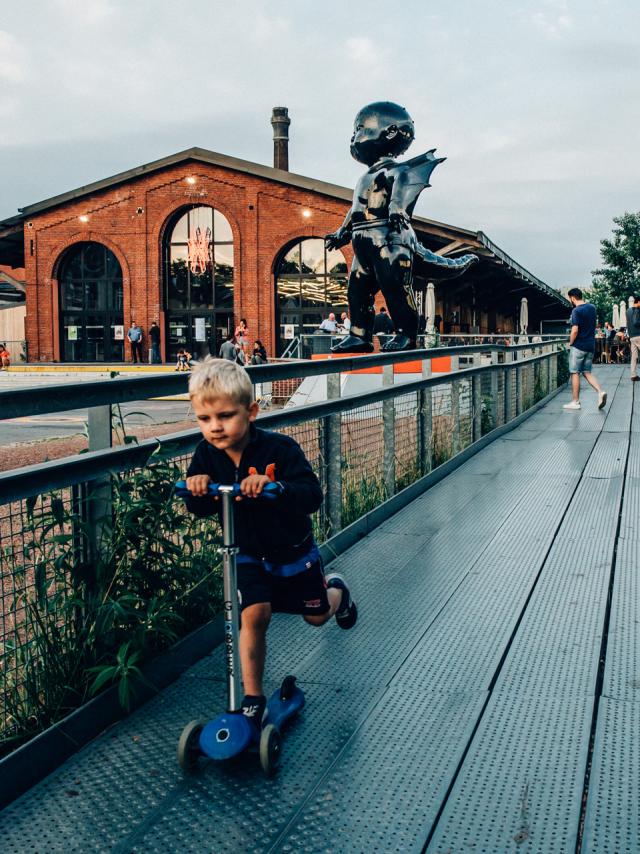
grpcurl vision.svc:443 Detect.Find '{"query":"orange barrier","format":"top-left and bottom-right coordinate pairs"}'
top-left (310, 353), bottom-right (451, 374)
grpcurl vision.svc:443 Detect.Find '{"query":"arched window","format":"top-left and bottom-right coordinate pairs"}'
top-left (163, 205), bottom-right (234, 360)
top-left (275, 238), bottom-right (348, 355)
top-left (58, 241), bottom-right (124, 362)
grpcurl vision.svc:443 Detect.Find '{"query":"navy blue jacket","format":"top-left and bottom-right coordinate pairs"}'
top-left (185, 426), bottom-right (322, 563)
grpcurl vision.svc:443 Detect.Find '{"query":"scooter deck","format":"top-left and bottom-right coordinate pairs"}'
top-left (198, 684), bottom-right (305, 762)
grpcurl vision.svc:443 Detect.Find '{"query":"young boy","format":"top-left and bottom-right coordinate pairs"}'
top-left (184, 358), bottom-right (357, 732)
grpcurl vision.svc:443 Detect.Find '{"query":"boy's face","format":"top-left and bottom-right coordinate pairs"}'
top-left (191, 394), bottom-right (259, 456)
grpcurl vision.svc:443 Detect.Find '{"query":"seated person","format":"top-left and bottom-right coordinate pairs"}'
top-left (175, 348), bottom-right (192, 371)
top-left (318, 313), bottom-right (338, 333)
top-left (251, 340), bottom-right (268, 364)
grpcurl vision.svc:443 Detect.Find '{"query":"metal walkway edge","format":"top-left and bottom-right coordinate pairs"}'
top-left (0, 367), bottom-right (636, 853)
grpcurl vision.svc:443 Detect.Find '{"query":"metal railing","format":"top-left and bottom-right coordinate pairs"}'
top-left (0, 340), bottom-right (566, 753)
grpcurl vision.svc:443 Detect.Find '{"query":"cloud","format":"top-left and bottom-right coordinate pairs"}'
top-left (51, 0), bottom-right (115, 25)
top-left (0, 30), bottom-right (26, 83)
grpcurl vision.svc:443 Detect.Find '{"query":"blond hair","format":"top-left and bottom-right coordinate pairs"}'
top-left (188, 357), bottom-right (254, 406)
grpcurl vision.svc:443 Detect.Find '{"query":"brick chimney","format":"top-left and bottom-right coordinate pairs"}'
top-left (271, 107), bottom-right (290, 171)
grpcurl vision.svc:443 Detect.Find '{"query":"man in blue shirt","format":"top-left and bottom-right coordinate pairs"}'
top-left (564, 288), bottom-right (607, 411)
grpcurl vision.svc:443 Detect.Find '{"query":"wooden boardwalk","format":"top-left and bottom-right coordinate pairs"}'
top-left (0, 365), bottom-right (637, 852)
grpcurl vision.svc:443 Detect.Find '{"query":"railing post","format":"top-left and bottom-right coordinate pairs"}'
top-left (450, 355), bottom-right (460, 455)
top-left (325, 372), bottom-right (342, 536)
top-left (419, 356), bottom-right (433, 475)
top-left (383, 364), bottom-right (396, 497)
top-left (490, 350), bottom-right (500, 429)
top-left (516, 360), bottom-right (523, 415)
top-left (504, 351), bottom-right (514, 423)
top-left (85, 404), bottom-right (113, 563)
top-left (472, 352), bottom-right (482, 441)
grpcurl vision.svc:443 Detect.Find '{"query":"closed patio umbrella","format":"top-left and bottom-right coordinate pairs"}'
top-left (518, 297), bottom-right (529, 344)
top-left (630, 296), bottom-right (635, 308)
top-left (425, 282), bottom-right (437, 347)
top-left (613, 304), bottom-right (620, 328)
top-left (620, 300), bottom-right (627, 328)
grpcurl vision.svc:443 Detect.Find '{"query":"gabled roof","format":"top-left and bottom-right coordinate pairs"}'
top-left (0, 145), bottom-right (568, 308)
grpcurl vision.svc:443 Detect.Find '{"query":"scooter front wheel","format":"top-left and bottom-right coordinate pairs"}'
top-left (260, 724), bottom-right (282, 777)
top-left (177, 720), bottom-right (205, 771)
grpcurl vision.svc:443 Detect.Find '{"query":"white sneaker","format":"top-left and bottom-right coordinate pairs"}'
top-left (598, 391), bottom-right (607, 410)
top-left (563, 400), bottom-right (581, 410)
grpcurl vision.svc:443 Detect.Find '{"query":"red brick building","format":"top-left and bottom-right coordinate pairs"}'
top-left (0, 111), bottom-right (568, 363)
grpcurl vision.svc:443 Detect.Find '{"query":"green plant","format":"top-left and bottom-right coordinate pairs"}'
top-left (1, 447), bottom-right (223, 756)
top-left (342, 467), bottom-right (387, 528)
top-left (557, 349), bottom-right (570, 386)
top-left (481, 394), bottom-right (495, 435)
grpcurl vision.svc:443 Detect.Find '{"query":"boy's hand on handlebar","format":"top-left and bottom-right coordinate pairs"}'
top-left (239, 474), bottom-right (272, 499)
top-left (185, 474), bottom-right (213, 497)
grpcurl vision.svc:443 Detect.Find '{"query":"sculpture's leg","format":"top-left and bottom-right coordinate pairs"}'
top-left (374, 247), bottom-right (419, 351)
top-left (331, 259), bottom-right (375, 354)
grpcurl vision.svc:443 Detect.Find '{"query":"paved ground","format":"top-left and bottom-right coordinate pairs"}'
top-left (1, 366), bottom-right (637, 852)
top-left (0, 400), bottom-right (192, 446)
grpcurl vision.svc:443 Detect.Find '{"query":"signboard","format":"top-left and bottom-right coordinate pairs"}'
top-left (194, 317), bottom-right (206, 342)
top-left (113, 325), bottom-right (124, 340)
top-left (68, 326), bottom-right (78, 341)
top-left (283, 324), bottom-right (295, 340)
top-left (175, 327), bottom-right (183, 337)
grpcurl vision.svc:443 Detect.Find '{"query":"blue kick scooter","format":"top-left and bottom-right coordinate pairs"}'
top-left (174, 480), bottom-right (305, 776)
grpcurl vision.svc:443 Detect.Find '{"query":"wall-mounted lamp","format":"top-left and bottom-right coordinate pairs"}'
top-left (186, 176), bottom-right (197, 185)
top-left (136, 206), bottom-right (144, 215)
top-left (79, 215), bottom-right (89, 223)
top-left (302, 209), bottom-right (312, 219)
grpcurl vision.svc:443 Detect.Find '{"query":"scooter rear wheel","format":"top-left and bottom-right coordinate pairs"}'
top-left (260, 724), bottom-right (281, 777)
top-left (177, 720), bottom-right (204, 771)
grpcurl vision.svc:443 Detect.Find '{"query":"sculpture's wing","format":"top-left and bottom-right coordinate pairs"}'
top-left (397, 149), bottom-right (446, 217)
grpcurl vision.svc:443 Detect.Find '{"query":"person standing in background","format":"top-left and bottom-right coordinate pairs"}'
top-left (626, 296), bottom-right (640, 381)
top-left (127, 321), bottom-right (143, 364)
top-left (563, 288), bottom-right (607, 411)
top-left (149, 321), bottom-right (161, 364)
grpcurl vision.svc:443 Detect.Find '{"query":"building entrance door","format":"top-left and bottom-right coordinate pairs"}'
top-left (58, 242), bottom-right (124, 362)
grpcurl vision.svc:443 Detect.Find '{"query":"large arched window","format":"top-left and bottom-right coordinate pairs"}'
top-left (275, 238), bottom-right (348, 355)
top-left (58, 241), bottom-right (124, 362)
top-left (163, 205), bottom-right (234, 361)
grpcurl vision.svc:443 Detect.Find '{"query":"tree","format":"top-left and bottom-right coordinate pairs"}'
top-left (588, 212), bottom-right (640, 324)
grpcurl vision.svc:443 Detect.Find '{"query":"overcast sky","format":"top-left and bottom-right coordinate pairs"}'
top-left (1, 0), bottom-right (639, 288)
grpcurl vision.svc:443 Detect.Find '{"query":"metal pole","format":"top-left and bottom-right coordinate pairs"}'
top-left (219, 487), bottom-right (242, 712)
top-left (450, 355), bottom-right (460, 455)
top-left (504, 353), bottom-right (513, 423)
top-left (383, 363), bottom-right (396, 497)
top-left (85, 404), bottom-right (113, 563)
top-left (326, 372), bottom-right (342, 535)
top-left (490, 351), bottom-right (499, 430)
top-left (472, 353), bottom-right (482, 441)
top-left (419, 356), bottom-right (433, 474)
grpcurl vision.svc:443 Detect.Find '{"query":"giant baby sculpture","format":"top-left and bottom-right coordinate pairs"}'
top-left (326, 102), bottom-right (478, 352)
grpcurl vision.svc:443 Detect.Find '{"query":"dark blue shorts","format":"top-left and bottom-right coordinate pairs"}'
top-left (237, 558), bottom-right (329, 615)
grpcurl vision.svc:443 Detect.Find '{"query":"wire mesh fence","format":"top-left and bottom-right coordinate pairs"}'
top-left (0, 343), bottom-right (565, 755)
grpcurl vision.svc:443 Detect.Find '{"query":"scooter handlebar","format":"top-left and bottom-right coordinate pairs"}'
top-left (175, 480), bottom-right (282, 500)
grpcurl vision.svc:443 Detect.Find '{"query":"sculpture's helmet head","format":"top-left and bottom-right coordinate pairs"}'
top-left (350, 102), bottom-right (415, 166)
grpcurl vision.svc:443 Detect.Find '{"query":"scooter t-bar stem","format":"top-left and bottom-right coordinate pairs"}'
top-left (218, 486), bottom-right (243, 713)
